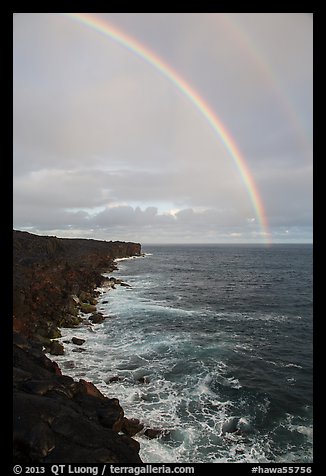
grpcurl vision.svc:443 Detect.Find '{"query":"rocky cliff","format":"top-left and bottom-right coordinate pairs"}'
top-left (13, 230), bottom-right (143, 463)
top-left (13, 230), bottom-right (141, 339)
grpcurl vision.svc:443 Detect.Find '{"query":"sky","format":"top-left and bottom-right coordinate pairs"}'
top-left (13, 13), bottom-right (313, 244)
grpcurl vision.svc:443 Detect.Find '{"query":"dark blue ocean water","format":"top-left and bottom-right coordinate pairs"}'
top-left (55, 244), bottom-right (313, 463)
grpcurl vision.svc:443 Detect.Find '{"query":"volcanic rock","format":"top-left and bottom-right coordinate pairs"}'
top-left (13, 334), bottom-right (142, 463)
top-left (80, 303), bottom-right (97, 314)
top-left (71, 337), bottom-right (85, 346)
top-left (89, 312), bottom-right (106, 324)
top-left (144, 428), bottom-right (170, 439)
top-left (122, 418), bottom-right (144, 437)
top-left (13, 231), bottom-right (142, 463)
top-left (48, 341), bottom-right (65, 356)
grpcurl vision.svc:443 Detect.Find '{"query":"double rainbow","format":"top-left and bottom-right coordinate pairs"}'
top-left (64, 13), bottom-right (271, 243)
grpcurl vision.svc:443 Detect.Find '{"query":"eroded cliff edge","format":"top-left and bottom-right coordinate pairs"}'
top-left (13, 230), bottom-right (143, 463)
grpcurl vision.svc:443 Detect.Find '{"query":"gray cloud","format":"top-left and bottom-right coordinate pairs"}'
top-left (13, 13), bottom-right (312, 243)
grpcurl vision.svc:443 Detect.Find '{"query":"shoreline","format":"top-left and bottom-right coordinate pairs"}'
top-left (50, 254), bottom-right (165, 447)
top-left (13, 230), bottom-right (145, 463)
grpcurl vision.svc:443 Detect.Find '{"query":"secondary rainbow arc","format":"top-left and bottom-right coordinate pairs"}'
top-left (63, 13), bottom-right (271, 243)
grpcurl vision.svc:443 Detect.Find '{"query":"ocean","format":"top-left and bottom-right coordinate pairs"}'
top-left (54, 244), bottom-right (313, 463)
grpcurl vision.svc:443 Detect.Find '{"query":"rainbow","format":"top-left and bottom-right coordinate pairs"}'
top-left (63, 13), bottom-right (271, 243)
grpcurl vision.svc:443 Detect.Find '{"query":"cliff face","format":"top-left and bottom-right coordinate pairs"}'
top-left (13, 230), bottom-right (141, 338)
top-left (13, 230), bottom-right (143, 463)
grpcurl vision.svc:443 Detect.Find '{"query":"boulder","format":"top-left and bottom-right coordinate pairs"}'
top-left (122, 417), bottom-right (144, 437)
top-left (48, 341), bottom-right (64, 356)
top-left (89, 313), bottom-right (106, 324)
top-left (106, 375), bottom-right (124, 384)
top-left (80, 303), bottom-right (97, 314)
top-left (144, 428), bottom-right (170, 439)
top-left (62, 361), bottom-right (75, 369)
top-left (60, 314), bottom-right (82, 328)
top-left (72, 337), bottom-right (85, 346)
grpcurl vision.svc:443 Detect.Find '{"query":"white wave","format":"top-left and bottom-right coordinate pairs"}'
top-left (284, 414), bottom-right (313, 444)
top-left (115, 253), bottom-right (148, 263)
top-left (284, 363), bottom-right (303, 369)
